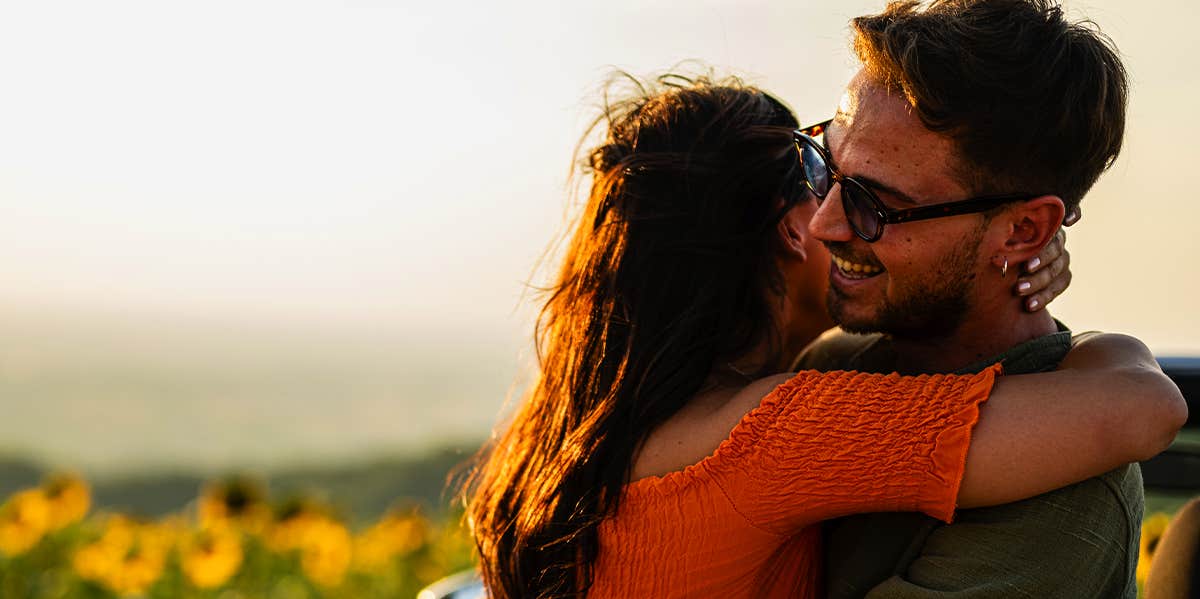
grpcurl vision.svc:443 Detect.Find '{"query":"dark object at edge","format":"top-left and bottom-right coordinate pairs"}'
top-left (1142, 357), bottom-right (1200, 490)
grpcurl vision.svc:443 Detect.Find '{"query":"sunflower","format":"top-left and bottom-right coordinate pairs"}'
top-left (41, 472), bottom-right (91, 531)
top-left (352, 507), bottom-right (430, 572)
top-left (73, 515), bottom-right (136, 582)
top-left (1137, 512), bottom-right (1172, 585)
top-left (104, 543), bottom-right (168, 597)
top-left (197, 477), bottom-right (272, 535)
top-left (0, 488), bottom-right (51, 556)
top-left (299, 517), bottom-right (352, 588)
top-left (72, 515), bottom-right (171, 596)
top-left (264, 497), bottom-right (332, 553)
top-left (180, 524), bottom-right (244, 589)
top-left (259, 496), bottom-right (351, 586)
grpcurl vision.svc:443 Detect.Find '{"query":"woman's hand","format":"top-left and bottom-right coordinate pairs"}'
top-left (1016, 227), bottom-right (1071, 312)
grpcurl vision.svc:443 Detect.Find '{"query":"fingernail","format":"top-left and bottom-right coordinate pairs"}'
top-left (1027, 298), bottom-right (1040, 310)
top-left (1027, 257), bottom-right (1041, 271)
top-left (1018, 281), bottom-right (1031, 293)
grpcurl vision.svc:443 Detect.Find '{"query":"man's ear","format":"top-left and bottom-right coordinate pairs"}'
top-left (998, 195), bottom-right (1066, 262)
top-left (776, 202), bottom-right (810, 263)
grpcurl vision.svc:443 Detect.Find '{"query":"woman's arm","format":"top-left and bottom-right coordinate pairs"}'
top-left (957, 332), bottom-right (1187, 508)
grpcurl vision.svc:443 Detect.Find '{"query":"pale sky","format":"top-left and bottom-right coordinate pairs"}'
top-left (0, 0), bottom-right (1197, 351)
top-left (2, 0), bottom-right (1199, 472)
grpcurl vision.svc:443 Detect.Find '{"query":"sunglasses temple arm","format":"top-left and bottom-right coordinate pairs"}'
top-left (882, 195), bottom-right (1033, 224)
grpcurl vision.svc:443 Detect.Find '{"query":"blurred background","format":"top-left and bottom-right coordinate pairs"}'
top-left (0, 0), bottom-right (1196, 595)
top-left (0, 0), bottom-right (1196, 577)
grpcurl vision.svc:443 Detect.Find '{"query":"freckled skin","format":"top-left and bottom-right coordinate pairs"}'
top-left (808, 72), bottom-right (991, 338)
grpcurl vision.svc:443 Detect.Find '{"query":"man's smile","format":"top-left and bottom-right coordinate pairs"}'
top-left (831, 254), bottom-right (885, 280)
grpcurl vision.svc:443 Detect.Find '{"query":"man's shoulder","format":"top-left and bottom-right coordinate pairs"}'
top-left (791, 328), bottom-right (888, 372)
top-left (927, 465), bottom-right (1144, 595)
top-left (826, 466), bottom-right (1145, 598)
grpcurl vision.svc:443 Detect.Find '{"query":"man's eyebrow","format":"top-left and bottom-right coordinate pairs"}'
top-left (856, 175), bottom-right (920, 207)
top-left (823, 127), bottom-right (920, 207)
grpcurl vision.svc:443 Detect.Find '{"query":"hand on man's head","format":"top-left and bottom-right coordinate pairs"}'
top-left (1017, 228), bottom-right (1071, 313)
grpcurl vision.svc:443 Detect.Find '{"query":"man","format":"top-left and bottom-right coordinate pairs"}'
top-left (791, 0), bottom-right (1138, 596)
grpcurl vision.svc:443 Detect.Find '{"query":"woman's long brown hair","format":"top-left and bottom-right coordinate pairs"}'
top-left (464, 72), bottom-right (803, 599)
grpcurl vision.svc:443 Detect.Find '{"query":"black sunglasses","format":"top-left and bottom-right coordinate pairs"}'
top-left (793, 119), bottom-right (1041, 242)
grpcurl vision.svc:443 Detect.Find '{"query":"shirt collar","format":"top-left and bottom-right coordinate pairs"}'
top-left (954, 319), bottom-right (1073, 375)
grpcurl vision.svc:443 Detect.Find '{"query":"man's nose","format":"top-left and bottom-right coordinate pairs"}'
top-left (809, 184), bottom-right (855, 243)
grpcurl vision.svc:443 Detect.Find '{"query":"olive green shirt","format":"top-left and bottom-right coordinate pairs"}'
top-left (793, 325), bottom-right (1143, 598)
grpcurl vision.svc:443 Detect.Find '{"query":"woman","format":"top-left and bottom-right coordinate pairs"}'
top-left (465, 73), bottom-right (1185, 599)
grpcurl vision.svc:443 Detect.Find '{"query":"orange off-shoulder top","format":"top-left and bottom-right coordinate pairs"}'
top-left (588, 365), bottom-right (1001, 598)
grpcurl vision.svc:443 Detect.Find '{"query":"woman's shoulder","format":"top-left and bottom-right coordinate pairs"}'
top-left (630, 368), bottom-right (940, 485)
top-left (727, 372), bottom-right (798, 413)
top-left (628, 373), bottom-right (800, 483)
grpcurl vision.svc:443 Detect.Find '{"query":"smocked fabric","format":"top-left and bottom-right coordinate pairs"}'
top-left (589, 364), bottom-right (1002, 598)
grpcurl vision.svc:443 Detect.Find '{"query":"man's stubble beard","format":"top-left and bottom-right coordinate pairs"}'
top-left (827, 232), bottom-right (983, 340)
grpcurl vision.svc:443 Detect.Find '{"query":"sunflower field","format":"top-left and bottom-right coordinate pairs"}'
top-left (1, 472), bottom-right (1189, 598)
top-left (0, 474), bottom-right (475, 598)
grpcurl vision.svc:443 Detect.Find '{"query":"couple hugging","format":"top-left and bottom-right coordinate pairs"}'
top-left (466, 1), bottom-right (1188, 597)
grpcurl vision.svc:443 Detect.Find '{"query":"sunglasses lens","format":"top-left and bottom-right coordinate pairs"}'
top-left (843, 183), bottom-right (883, 241)
top-left (799, 141), bottom-right (831, 197)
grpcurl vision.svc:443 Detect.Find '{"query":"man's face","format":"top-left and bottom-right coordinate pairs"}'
top-left (808, 72), bottom-right (990, 338)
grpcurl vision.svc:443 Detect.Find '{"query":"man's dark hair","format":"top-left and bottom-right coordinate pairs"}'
top-left (852, 0), bottom-right (1128, 211)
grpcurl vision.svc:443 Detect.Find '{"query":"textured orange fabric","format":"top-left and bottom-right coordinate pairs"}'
top-left (590, 365), bottom-right (1001, 598)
